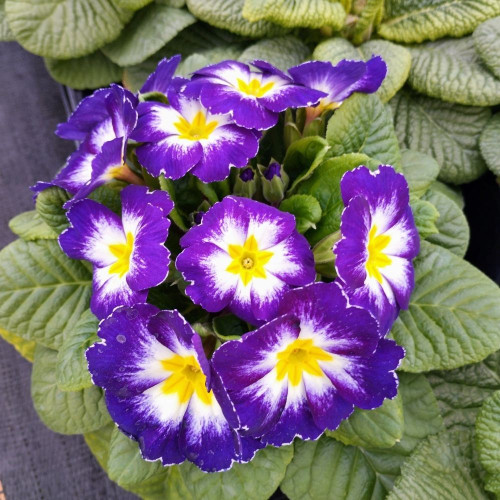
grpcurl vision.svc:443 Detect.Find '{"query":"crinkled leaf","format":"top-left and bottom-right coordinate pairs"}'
top-left (327, 393), bottom-right (404, 449)
top-left (423, 189), bottom-right (470, 257)
top-left (391, 89), bottom-right (490, 184)
top-left (114, 0), bottom-right (152, 9)
top-left (313, 38), bottom-right (411, 103)
top-left (387, 431), bottom-right (487, 500)
top-left (0, 0), bottom-right (13, 41)
top-left (427, 351), bottom-right (500, 431)
top-left (239, 36), bottom-right (310, 70)
top-left (102, 5), bottom-right (195, 66)
top-left (177, 46), bottom-right (243, 77)
top-left (430, 180), bottom-right (464, 210)
top-left (5, 0), bottom-right (133, 59)
top-left (476, 390), bottom-right (500, 496)
top-left (8, 210), bottom-right (58, 241)
top-left (378, 0), bottom-right (500, 43)
top-left (185, 0), bottom-right (287, 37)
top-left (473, 16), bottom-right (500, 79)
top-left (295, 153), bottom-right (379, 245)
top-left (84, 423), bottom-right (115, 470)
top-left (56, 309), bottom-right (98, 391)
top-left (326, 93), bottom-right (401, 169)
top-left (0, 239), bottom-right (92, 350)
top-left (280, 194), bottom-right (322, 234)
top-left (352, 0), bottom-right (384, 44)
top-left (242, 0), bottom-right (345, 29)
top-left (36, 186), bottom-right (71, 234)
top-left (31, 345), bottom-right (110, 434)
top-left (479, 113), bottom-right (500, 177)
top-left (166, 445), bottom-right (294, 500)
top-left (45, 51), bottom-right (122, 90)
top-left (410, 198), bottom-right (439, 239)
top-left (0, 327), bottom-right (35, 362)
top-left (407, 38), bottom-right (500, 106)
top-left (391, 241), bottom-right (500, 372)
top-left (401, 149), bottom-right (440, 200)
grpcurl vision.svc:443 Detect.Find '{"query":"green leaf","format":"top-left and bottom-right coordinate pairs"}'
top-left (166, 445), bottom-right (294, 500)
top-left (407, 38), bottom-right (500, 107)
top-left (479, 113), bottom-right (500, 176)
top-left (326, 93), bottom-right (401, 169)
top-left (391, 241), bottom-right (500, 372)
top-left (295, 153), bottom-right (379, 245)
top-left (391, 89), bottom-right (490, 184)
top-left (0, 327), bottom-right (36, 362)
top-left (352, 0), bottom-right (384, 44)
top-left (5, 0), bottom-right (133, 59)
top-left (427, 351), bottom-right (500, 431)
top-left (474, 16), bottom-right (500, 79)
top-left (177, 46), bottom-right (243, 76)
top-left (84, 423), bottom-right (115, 470)
top-left (476, 390), bottom-right (500, 496)
top-left (8, 210), bottom-right (58, 241)
top-left (423, 190), bottom-right (470, 257)
top-left (238, 36), bottom-right (310, 70)
top-left (313, 38), bottom-right (411, 103)
top-left (56, 309), bottom-right (98, 391)
top-left (0, 0), bottom-right (13, 41)
top-left (401, 149), bottom-right (440, 200)
top-left (114, 0), bottom-right (153, 9)
top-left (327, 394), bottom-right (404, 449)
top-left (410, 198), bottom-right (439, 239)
top-left (0, 239), bottom-right (92, 350)
top-left (378, 0), bottom-right (500, 43)
top-left (185, 0), bottom-right (287, 37)
top-left (430, 180), bottom-right (464, 210)
top-left (387, 431), bottom-right (487, 500)
top-left (242, 0), bottom-right (345, 29)
top-left (36, 186), bottom-right (71, 234)
top-left (280, 194), bottom-right (322, 234)
top-left (31, 345), bottom-right (110, 434)
top-left (212, 313), bottom-right (249, 339)
top-left (102, 5), bottom-right (195, 66)
top-left (45, 51), bottom-right (122, 90)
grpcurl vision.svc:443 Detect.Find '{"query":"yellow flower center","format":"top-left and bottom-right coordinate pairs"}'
top-left (174, 111), bottom-right (218, 141)
top-left (276, 338), bottom-right (333, 386)
top-left (236, 78), bottom-right (275, 98)
top-left (108, 232), bottom-right (134, 277)
top-left (365, 225), bottom-right (392, 284)
top-left (226, 235), bottom-right (273, 286)
top-left (160, 354), bottom-right (213, 404)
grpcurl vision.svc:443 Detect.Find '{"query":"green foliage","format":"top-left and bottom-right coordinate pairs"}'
top-left (115, 0), bottom-right (153, 9)
top-left (0, 327), bottom-right (35, 362)
top-left (476, 390), bottom-right (500, 496)
top-left (474, 16), bottom-right (500, 79)
top-left (391, 241), bottom-right (500, 372)
top-left (35, 186), bottom-right (71, 234)
top-left (430, 180), bottom-right (464, 210)
top-left (326, 93), bottom-right (401, 169)
top-left (102, 5), bottom-right (196, 66)
top-left (242, 0), bottom-right (346, 29)
top-left (280, 194), bottom-right (322, 234)
top-left (479, 113), bottom-right (500, 176)
top-left (410, 198), bottom-right (439, 239)
top-left (45, 51), bottom-right (122, 90)
top-left (0, 239), bottom-right (92, 350)
top-left (401, 149), bottom-right (440, 200)
top-left (31, 345), bottom-right (111, 434)
top-left (378, 0), bottom-right (500, 43)
top-left (8, 210), bottom-right (58, 241)
top-left (0, 0), bottom-right (13, 41)
top-left (5, 0), bottom-right (133, 59)
top-left (391, 89), bottom-right (490, 184)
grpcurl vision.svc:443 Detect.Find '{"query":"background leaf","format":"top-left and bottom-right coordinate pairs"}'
top-left (280, 194), bottom-right (322, 234)
top-left (391, 89), bottom-right (490, 184)
top-left (8, 210), bottom-right (58, 241)
top-left (0, 239), bottom-right (92, 350)
top-left (410, 198), bottom-right (439, 239)
top-left (401, 149), bottom-right (440, 200)
top-left (473, 16), bottom-right (500, 79)
top-left (0, 0), bottom-right (13, 41)
top-left (479, 113), bottom-right (500, 176)
top-left (0, 327), bottom-right (35, 362)
top-left (31, 345), bottom-right (110, 434)
top-left (430, 181), bottom-right (464, 210)
top-left (35, 186), bottom-right (71, 234)
top-left (5, 0), bottom-right (133, 59)
top-left (114, 0), bottom-right (153, 9)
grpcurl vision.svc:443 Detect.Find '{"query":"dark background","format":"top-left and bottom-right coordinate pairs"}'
top-left (0, 41), bottom-right (498, 499)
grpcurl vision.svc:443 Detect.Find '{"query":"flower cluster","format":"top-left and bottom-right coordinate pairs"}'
top-left (37, 53), bottom-right (420, 473)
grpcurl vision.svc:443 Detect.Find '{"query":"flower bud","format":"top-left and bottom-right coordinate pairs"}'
top-left (260, 161), bottom-right (289, 204)
top-left (233, 167), bottom-right (258, 198)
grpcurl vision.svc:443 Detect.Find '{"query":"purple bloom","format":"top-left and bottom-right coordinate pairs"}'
top-left (288, 57), bottom-right (386, 124)
top-left (33, 85), bottom-right (138, 196)
top-left (187, 60), bottom-right (326, 130)
top-left (140, 55), bottom-right (180, 95)
top-left (176, 196), bottom-right (315, 325)
top-left (59, 185), bottom-right (173, 319)
top-left (131, 90), bottom-right (260, 182)
top-left (334, 166), bottom-right (419, 335)
top-left (212, 282), bottom-right (404, 447)
top-left (86, 304), bottom-right (262, 472)
top-left (264, 162), bottom-right (282, 181)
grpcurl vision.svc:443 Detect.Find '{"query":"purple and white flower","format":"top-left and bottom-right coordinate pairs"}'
top-left (131, 88), bottom-right (260, 182)
top-left (288, 57), bottom-right (387, 124)
top-left (187, 60), bottom-right (326, 130)
top-left (334, 166), bottom-right (419, 335)
top-left (176, 196), bottom-right (315, 325)
top-left (212, 282), bottom-right (404, 447)
top-left (86, 304), bottom-right (262, 472)
top-left (140, 55), bottom-right (180, 95)
top-left (59, 185), bottom-right (173, 319)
